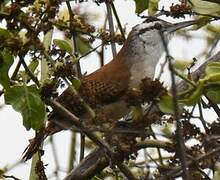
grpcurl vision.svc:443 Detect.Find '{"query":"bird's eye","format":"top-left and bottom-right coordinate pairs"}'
top-left (154, 23), bottom-right (162, 30)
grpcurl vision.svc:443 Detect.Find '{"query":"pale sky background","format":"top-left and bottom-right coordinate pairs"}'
top-left (0, 0), bottom-right (219, 179)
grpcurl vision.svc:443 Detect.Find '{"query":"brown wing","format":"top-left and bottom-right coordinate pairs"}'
top-left (82, 58), bottom-right (130, 104)
top-left (81, 75), bottom-right (127, 106)
top-left (51, 59), bottom-right (130, 117)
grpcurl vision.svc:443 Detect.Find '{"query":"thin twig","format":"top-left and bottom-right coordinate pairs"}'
top-left (18, 55), bottom-right (40, 87)
top-left (145, 151), bottom-right (160, 167)
top-left (157, 54), bottom-right (168, 80)
top-left (99, 43), bottom-right (105, 67)
top-left (66, 1), bottom-right (82, 77)
top-left (149, 126), bottom-right (164, 165)
top-left (11, 60), bottom-right (22, 80)
top-left (79, 133), bottom-right (85, 161)
top-left (90, 126), bottom-right (153, 136)
top-left (110, 2), bottom-right (126, 40)
top-left (77, 43), bottom-right (103, 61)
top-left (159, 31), bottom-right (189, 179)
top-left (136, 140), bottom-right (174, 152)
top-left (47, 99), bottom-right (111, 153)
top-left (197, 167), bottom-right (211, 180)
top-left (185, 105), bottom-right (196, 121)
top-left (174, 69), bottom-right (196, 87)
top-left (198, 101), bottom-right (209, 133)
top-left (117, 163), bottom-right (138, 180)
top-left (105, 1), bottom-right (117, 57)
top-left (66, 1), bottom-right (83, 169)
top-left (2, 175), bottom-right (21, 180)
top-left (98, 16), bottom-right (108, 67)
top-left (49, 136), bottom-right (60, 179)
top-left (68, 132), bottom-right (76, 172)
top-left (206, 96), bottom-right (220, 118)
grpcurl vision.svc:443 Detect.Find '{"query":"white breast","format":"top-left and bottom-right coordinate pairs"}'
top-left (128, 31), bottom-right (165, 88)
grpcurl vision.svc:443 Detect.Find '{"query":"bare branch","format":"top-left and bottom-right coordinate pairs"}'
top-left (64, 139), bottom-right (174, 179)
top-left (105, 1), bottom-right (117, 57)
top-left (117, 163), bottom-right (138, 180)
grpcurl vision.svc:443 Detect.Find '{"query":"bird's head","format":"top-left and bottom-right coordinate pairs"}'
top-left (122, 17), bottom-right (199, 62)
top-left (119, 17), bottom-right (199, 81)
top-left (129, 16), bottom-right (199, 44)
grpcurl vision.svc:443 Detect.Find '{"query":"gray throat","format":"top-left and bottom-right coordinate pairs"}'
top-left (124, 29), bottom-right (168, 88)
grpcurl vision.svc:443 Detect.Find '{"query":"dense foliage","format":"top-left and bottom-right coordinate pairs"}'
top-left (0, 0), bottom-right (220, 179)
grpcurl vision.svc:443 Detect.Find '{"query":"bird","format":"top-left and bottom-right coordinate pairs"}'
top-left (23, 17), bottom-right (198, 160)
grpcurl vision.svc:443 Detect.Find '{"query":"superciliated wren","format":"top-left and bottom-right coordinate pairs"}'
top-left (23, 17), bottom-right (198, 160)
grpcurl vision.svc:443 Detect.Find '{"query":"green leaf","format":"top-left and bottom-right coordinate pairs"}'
top-left (161, 123), bottom-right (173, 138)
top-left (0, 49), bottom-right (14, 89)
top-left (0, 28), bottom-right (11, 39)
top-left (174, 59), bottom-right (193, 71)
top-left (2, 0), bottom-right (10, 5)
top-left (53, 39), bottom-right (73, 54)
top-left (206, 24), bottom-right (220, 34)
top-left (206, 73), bottom-right (220, 83)
top-left (193, 17), bottom-right (212, 30)
top-left (29, 60), bottom-right (39, 73)
top-left (148, 0), bottom-right (159, 16)
top-left (18, 29), bottom-right (29, 44)
top-left (180, 82), bottom-right (204, 106)
top-left (71, 77), bottom-right (81, 90)
top-left (42, 30), bottom-right (53, 80)
top-left (189, 0), bottom-right (220, 15)
top-left (205, 62), bottom-right (220, 76)
top-left (203, 62), bottom-right (220, 84)
top-left (206, 86), bottom-right (220, 104)
top-left (202, 0), bottom-right (220, 5)
top-left (134, 0), bottom-right (149, 14)
top-left (158, 95), bottom-right (175, 114)
top-left (213, 163), bottom-right (220, 180)
top-left (5, 84), bottom-right (46, 130)
top-left (76, 36), bottom-right (92, 55)
top-left (20, 60), bottom-right (39, 82)
top-left (0, 168), bottom-right (4, 175)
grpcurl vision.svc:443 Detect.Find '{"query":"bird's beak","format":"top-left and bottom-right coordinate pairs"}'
top-left (165, 20), bottom-right (201, 33)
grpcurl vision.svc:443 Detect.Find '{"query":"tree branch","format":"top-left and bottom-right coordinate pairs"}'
top-left (157, 146), bottom-right (220, 180)
top-left (47, 99), bottom-right (110, 150)
top-left (64, 139), bottom-right (174, 179)
top-left (117, 163), bottom-right (138, 180)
